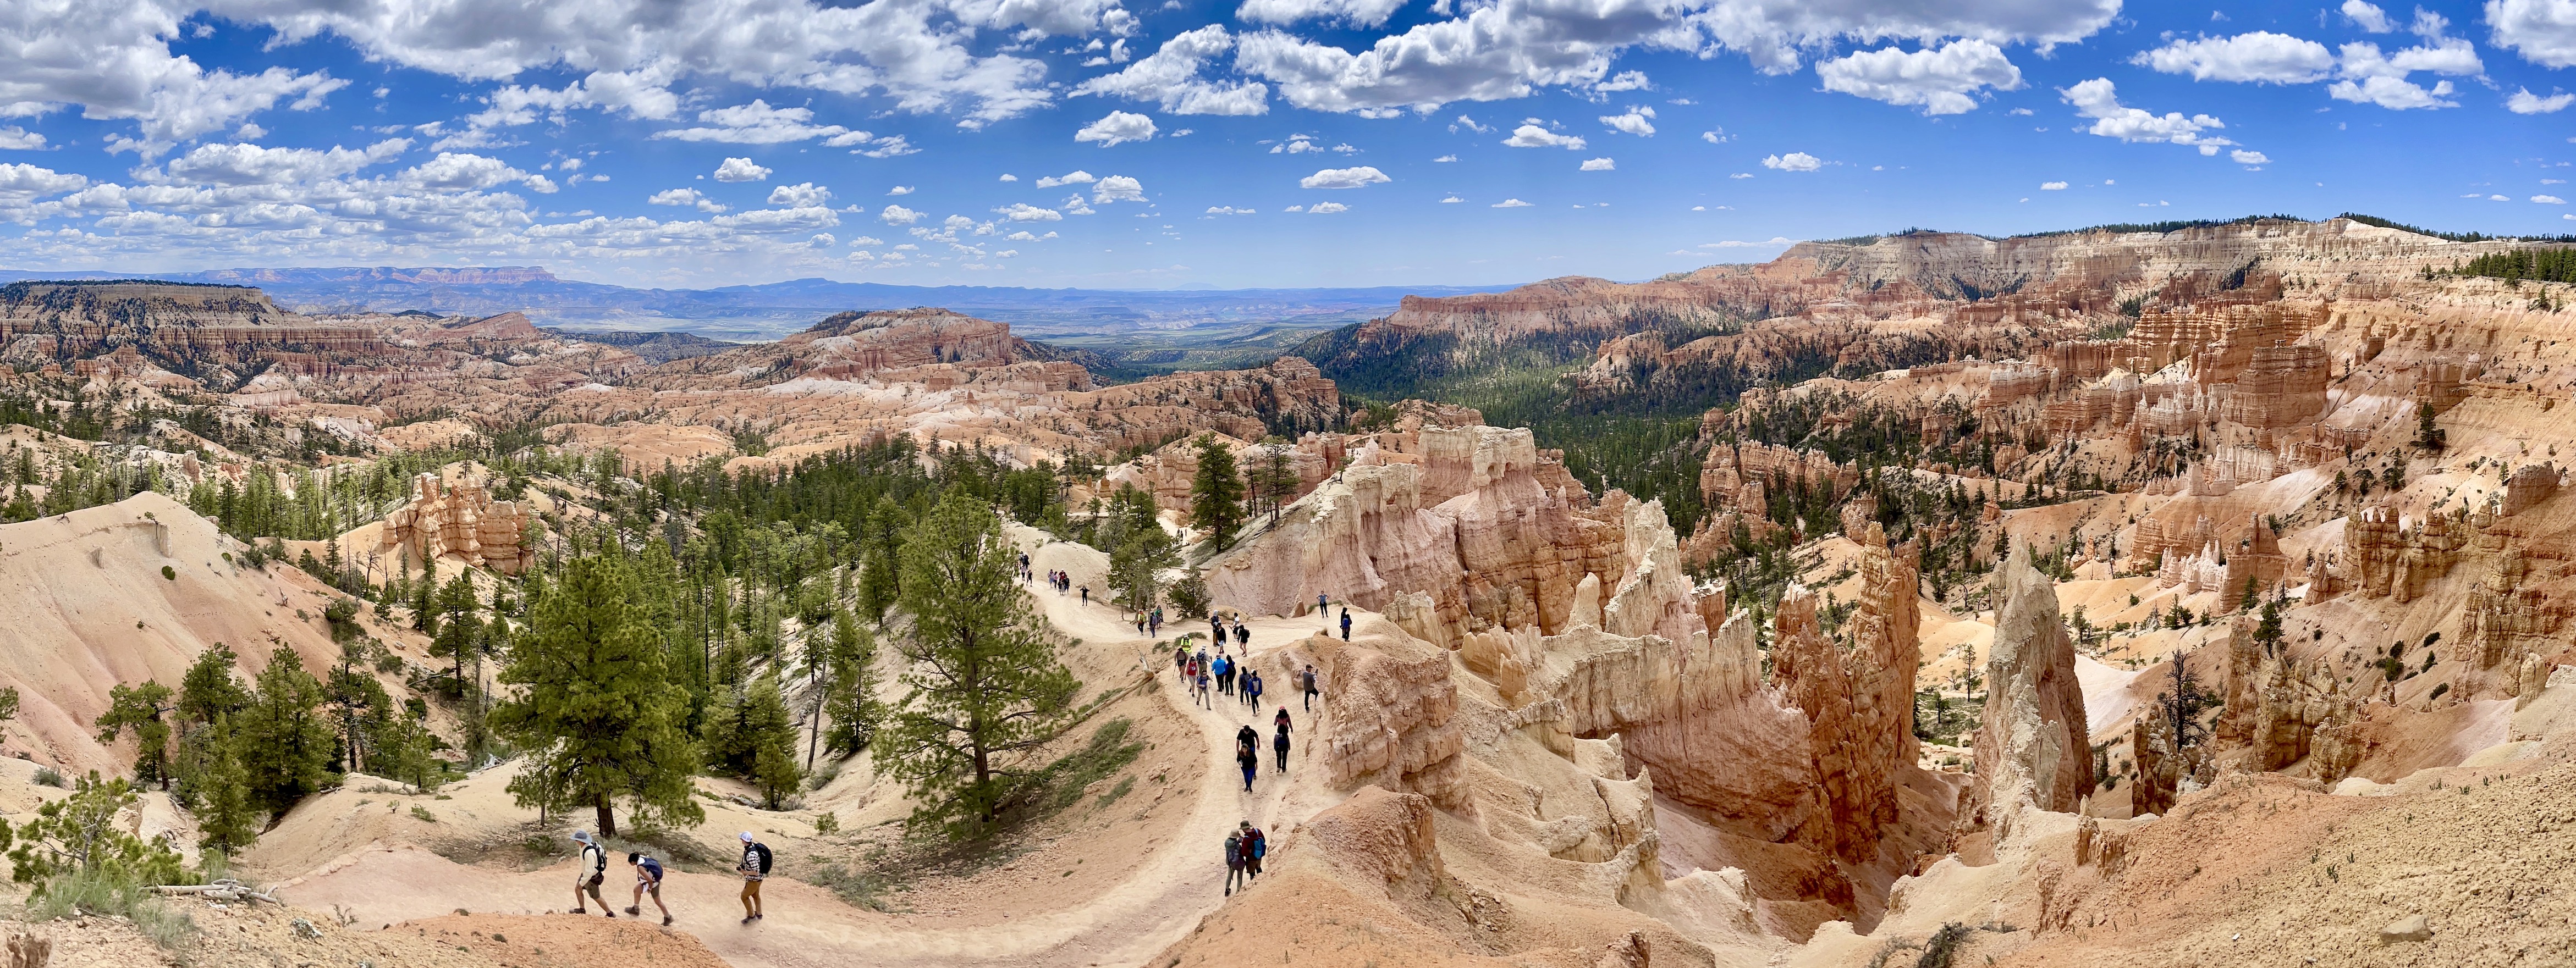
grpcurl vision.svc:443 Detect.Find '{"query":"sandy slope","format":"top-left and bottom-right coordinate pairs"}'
top-left (0, 492), bottom-right (400, 776)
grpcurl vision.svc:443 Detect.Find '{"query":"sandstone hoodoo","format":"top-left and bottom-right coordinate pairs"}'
top-left (1963, 543), bottom-right (2090, 840)
top-left (10, 214), bottom-right (2576, 968)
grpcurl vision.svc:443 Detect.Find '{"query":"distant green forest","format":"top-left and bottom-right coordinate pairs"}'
top-left (2445, 247), bottom-right (2576, 284)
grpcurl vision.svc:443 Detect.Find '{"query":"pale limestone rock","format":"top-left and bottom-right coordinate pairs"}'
top-left (1966, 545), bottom-right (2090, 842)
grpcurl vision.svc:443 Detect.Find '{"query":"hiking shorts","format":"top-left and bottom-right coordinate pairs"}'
top-left (638, 878), bottom-right (663, 898)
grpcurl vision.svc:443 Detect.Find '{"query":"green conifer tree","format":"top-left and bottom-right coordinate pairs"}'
top-left (1187, 434), bottom-right (1246, 550)
top-left (821, 609), bottom-right (880, 759)
top-left (194, 715), bottom-right (258, 858)
top-left (234, 647), bottom-right (335, 816)
top-left (93, 682), bottom-right (176, 789)
top-left (878, 490), bottom-right (1078, 838)
top-left (490, 555), bottom-right (703, 838)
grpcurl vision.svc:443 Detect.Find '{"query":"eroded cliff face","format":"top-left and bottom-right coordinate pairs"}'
top-left (1966, 545), bottom-right (2090, 841)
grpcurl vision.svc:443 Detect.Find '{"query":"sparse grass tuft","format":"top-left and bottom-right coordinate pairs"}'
top-left (33, 870), bottom-right (197, 950)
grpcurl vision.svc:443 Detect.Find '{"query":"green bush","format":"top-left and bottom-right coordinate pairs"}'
top-left (30, 766), bottom-right (62, 788)
top-left (161, 565), bottom-right (176, 581)
top-left (8, 773), bottom-right (188, 886)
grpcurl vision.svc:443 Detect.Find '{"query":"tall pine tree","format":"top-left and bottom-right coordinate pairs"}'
top-left (491, 555), bottom-right (704, 838)
top-left (234, 647), bottom-right (336, 816)
top-left (1187, 434), bottom-right (1246, 550)
top-left (821, 609), bottom-right (879, 760)
top-left (878, 489), bottom-right (1078, 839)
top-left (94, 681), bottom-right (175, 789)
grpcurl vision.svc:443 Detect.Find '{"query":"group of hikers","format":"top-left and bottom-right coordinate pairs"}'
top-left (568, 829), bottom-right (774, 927)
top-left (1221, 820), bottom-right (1268, 896)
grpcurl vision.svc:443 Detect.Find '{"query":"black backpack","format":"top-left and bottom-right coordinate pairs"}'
top-left (747, 842), bottom-right (773, 876)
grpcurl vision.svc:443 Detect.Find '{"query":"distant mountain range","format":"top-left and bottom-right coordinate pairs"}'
top-left (0, 265), bottom-right (1521, 342)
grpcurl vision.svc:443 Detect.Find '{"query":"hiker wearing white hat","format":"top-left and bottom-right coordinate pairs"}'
top-left (736, 831), bottom-right (773, 925)
top-left (570, 831), bottom-right (611, 916)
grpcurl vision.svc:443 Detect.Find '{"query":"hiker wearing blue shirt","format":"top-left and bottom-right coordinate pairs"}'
top-left (625, 852), bottom-right (673, 926)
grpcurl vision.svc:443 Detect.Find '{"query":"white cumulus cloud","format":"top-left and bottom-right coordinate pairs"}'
top-left (2040, 181), bottom-right (2067, 190)
top-left (2536, 195), bottom-right (2568, 204)
top-left (1502, 124), bottom-right (1585, 150)
top-left (880, 204), bottom-right (923, 225)
top-left (2060, 79), bottom-right (2233, 154)
top-left (1237, 0), bottom-right (1407, 27)
top-left (997, 202), bottom-right (1064, 221)
top-left (1035, 170), bottom-right (1097, 188)
top-left (1075, 110), bottom-right (1159, 147)
top-left (2230, 149), bottom-right (2270, 165)
top-left (2342, 1), bottom-right (2395, 32)
top-left (1762, 152), bottom-right (1821, 172)
top-left (1491, 198), bottom-right (1532, 207)
top-left (713, 157), bottom-right (771, 182)
top-left (1307, 201), bottom-right (1349, 213)
top-left (2489, 0), bottom-right (2576, 67)
top-left (1600, 105), bottom-right (1656, 136)
top-left (1299, 165), bottom-right (1390, 189)
top-left (1093, 174), bottom-right (1146, 202)
top-left (1580, 157), bottom-right (1615, 171)
top-left (648, 187), bottom-right (726, 212)
top-left (1816, 39), bottom-right (2022, 115)
top-left (2509, 88), bottom-right (2576, 113)
top-left (767, 182), bottom-right (831, 207)
top-left (1072, 26), bottom-right (1271, 116)
top-left (2133, 32), bottom-right (2336, 84)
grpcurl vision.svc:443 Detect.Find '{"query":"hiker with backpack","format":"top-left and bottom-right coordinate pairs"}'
top-left (1243, 669), bottom-right (1263, 710)
top-left (1273, 707), bottom-right (1292, 771)
top-left (1339, 608), bottom-right (1351, 640)
top-left (736, 831), bottom-right (772, 925)
top-left (1245, 823), bottom-right (1268, 880)
top-left (570, 831), bottom-right (612, 916)
top-left (625, 852), bottom-right (673, 926)
top-left (1301, 664), bottom-right (1320, 711)
top-left (1174, 644), bottom-right (1190, 683)
top-left (1195, 661), bottom-right (1213, 709)
top-left (1223, 828), bottom-right (1248, 896)
top-left (1235, 621), bottom-right (1251, 650)
top-left (1213, 651), bottom-right (1234, 696)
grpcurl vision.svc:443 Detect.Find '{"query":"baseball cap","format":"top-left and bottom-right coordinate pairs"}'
top-left (739, 831), bottom-right (756, 842)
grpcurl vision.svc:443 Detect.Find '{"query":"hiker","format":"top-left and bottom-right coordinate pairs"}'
top-left (1195, 662), bottom-right (1213, 708)
top-left (1136, 613), bottom-right (1147, 635)
top-left (1301, 664), bottom-right (1319, 711)
top-left (1273, 707), bottom-right (1293, 770)
top-left (1080, 585), bottom-right (1089, 604)
top-left (1243, 669), bottom-right (1263, 710)
top-left (1246, 823), bottom-right (1268, 880)
top-left (1223, 829), bottom-right (1248, 896)
top-left (626, 852), bottom-right (673, 926)
top-left (1174, 644), bottom-right (1191, 683)
top-left (1317, 591), bottom-right (1328, 613)
top-left (1339, 607), bottom-right (1351, 641)
top-left (737, 831), bottom-right (772, 925)
top-left (1019, 552), bottom-right (1030, 582)
top-left (1235, 725), bottom-right (1259, 791)
top-left (1210, 613), bottom-right (1225, 641)
top-left (570, 831), bottom-right (611, 916)
top-left (1234, 620), bottom-right (1250, 649)
top-left (1213, 651), bottom-right (1234, 695)
top-left (1152, 607), bottom-right (1164, 635)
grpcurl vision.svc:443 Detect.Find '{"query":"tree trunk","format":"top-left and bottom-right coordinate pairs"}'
top-left (807, 689), bottom-right (822, 770)
top-left (596, 798), bottom-right (617, 839)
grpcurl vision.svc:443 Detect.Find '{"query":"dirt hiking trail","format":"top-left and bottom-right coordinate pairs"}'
top-left (284, 579), bottom-right (1360, 968)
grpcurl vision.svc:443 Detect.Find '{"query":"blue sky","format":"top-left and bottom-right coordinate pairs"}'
top-left (2, 0), bottom-right (2574, 289)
